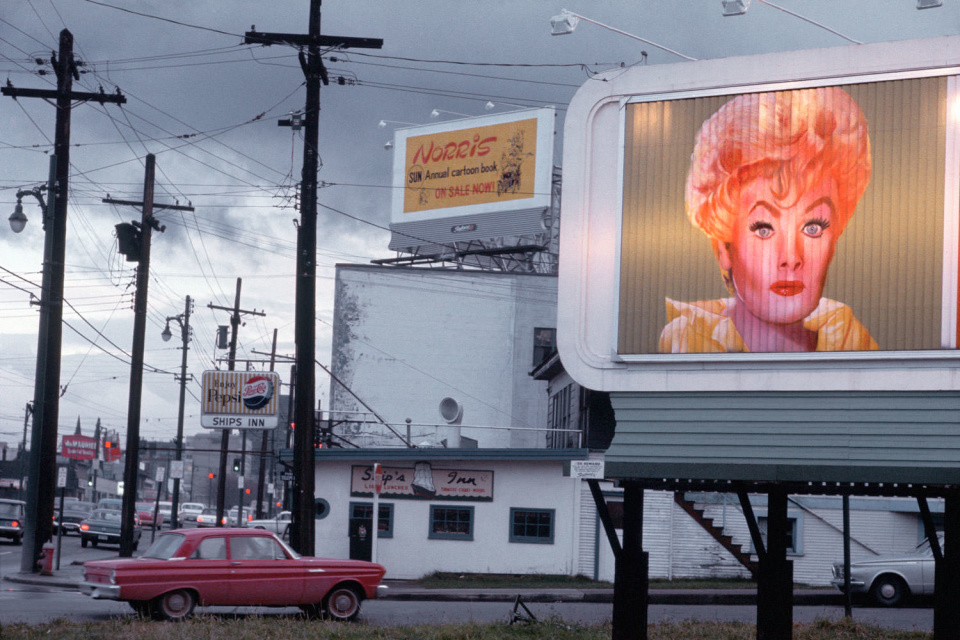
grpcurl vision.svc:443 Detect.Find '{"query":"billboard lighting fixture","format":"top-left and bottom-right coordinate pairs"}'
top-left (384, 141), bottom-right (393, 151)
top-left (378, 119), bottom-right (417, 128)
top-left (430, 109), bottom-right (471, 119)
top-left (723, 0), bottom-right (862, 44)
top-left (549, 8), bottom-right (697, 61)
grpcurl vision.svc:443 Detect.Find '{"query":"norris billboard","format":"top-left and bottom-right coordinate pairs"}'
top-left (388, 108), bottom-right (555, 251)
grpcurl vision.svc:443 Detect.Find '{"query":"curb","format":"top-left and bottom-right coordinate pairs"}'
top-left (3, 571), bottom-right (844, 606)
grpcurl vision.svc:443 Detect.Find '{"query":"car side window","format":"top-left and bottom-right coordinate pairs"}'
top-left (230, 536), bottom-right (286, 560)
top-left (190, 537), bottom-right (227, 560)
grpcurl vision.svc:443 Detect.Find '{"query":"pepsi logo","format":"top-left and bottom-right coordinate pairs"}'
top-left (242, 375), bottom-right (274, 410)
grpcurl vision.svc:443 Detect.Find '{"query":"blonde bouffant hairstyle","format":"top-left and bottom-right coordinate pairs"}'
top-left (685, 86), bottom-right (872, 247)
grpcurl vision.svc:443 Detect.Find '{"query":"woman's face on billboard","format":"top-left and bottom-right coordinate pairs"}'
top-left (717, 175), bottom-right (840, 328)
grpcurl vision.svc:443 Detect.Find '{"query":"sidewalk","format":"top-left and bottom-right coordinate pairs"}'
top-left (3, 561), bottom-right (844, 606)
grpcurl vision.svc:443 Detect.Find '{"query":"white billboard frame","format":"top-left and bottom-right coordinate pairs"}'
top-left (200, 370), bottom-right (281, 429)
top-left (557, 35), bottom-right (960, 394)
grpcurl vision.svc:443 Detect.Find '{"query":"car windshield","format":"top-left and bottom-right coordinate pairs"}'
top-left (91, 510), bottom-right (121, 522)
top-left (916, 535), bottom-right (946, 554)
top-left (201, 508), bottom-right (218, 515)
top-left (141, 533), bottom-right (185, 559)
top-left (136, 502), bottom-right (153, 510)
top-left (0, 503), bottom-right (22, 517)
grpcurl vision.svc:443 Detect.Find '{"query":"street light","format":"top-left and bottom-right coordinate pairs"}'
top-left (549, 8), bottom-right (697, 61)
top-left (10, 185), bottom-right (48, 233)
top-left (163, 296), bottom-right (192, 529)
top-left (9, 201), bottom-right (28, 233)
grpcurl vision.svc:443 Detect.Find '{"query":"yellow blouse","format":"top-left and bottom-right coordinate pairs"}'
top-left (658, 297), bottom-right (879, 353)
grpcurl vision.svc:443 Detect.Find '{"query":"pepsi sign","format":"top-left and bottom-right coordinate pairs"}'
top-left (201, 370), bottom-right (281, 429)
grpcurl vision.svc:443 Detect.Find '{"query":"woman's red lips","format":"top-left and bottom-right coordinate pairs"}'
top-left (771, 281), bottom-right (805, 296)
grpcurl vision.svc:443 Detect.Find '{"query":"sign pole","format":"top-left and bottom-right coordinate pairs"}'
top-left (372, 463), bottom-right (382, 564)
top-left (55, 466), bottom-right (66, 570)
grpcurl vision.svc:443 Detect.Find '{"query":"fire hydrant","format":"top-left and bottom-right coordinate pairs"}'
top-left (37, 543), bottom-right (55, 576)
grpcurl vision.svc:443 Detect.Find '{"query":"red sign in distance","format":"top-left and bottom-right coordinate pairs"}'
top-left (373, 463), bottom-right (383, 495)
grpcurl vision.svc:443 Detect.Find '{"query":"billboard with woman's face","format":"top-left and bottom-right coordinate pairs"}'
top-left (617, 77), bottom-right (947, 355)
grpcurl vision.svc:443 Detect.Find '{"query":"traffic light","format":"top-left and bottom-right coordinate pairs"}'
top-left (208, 472), bottom-right (215, 479)
top-left (233, 458), bottom-right (241, 472)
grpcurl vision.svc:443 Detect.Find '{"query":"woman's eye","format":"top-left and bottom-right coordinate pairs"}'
top-left (802, 222), bottom-right (824, 237)
top-left (751, 223), bottom-right (774, 239)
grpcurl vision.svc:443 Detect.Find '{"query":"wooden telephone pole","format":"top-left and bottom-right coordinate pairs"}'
top-left (3, 29), bottom-right (126, 573)
top-left (244, 0), bottom-right (382, 556)
top-left (107, 155), bottom-right (195, 557)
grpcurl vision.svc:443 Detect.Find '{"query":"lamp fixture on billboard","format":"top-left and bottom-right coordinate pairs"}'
top-left (548, 9), bottom-right (697, 61)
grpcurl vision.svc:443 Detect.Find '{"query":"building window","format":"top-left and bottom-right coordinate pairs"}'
top-left (756, 514), bottom-right (803, 556)
top-left (429, 505), bottom-right (474, 540)
top-left (533, 327), bottom-right (557, 366)
top-left (349, 502), bottom-right (393, 538)
top-left (509, 508), bottom-right (555, 544)
top-left (547, 383), bottom-right (579, 448)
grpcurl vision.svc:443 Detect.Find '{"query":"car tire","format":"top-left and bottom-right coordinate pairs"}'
top-left (871, 574), bottom-right (909, 607)
top-left (153, 589), bottom-right (196, 621)
top-left (81, 537), bottom-right (88, 548)
top-left (323, 585), bottom-right (362, 622)
top-left (91, 538), bottom-right (98, 548)
top-left (14, 533), bottom-right (23, 545)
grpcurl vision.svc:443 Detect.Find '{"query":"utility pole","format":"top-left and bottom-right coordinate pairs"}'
top-left (256, 329), bottom-right (279, 519)
top-left (91, 418), bottom-right (101, 502)
top-left (208, 279), bottom-right (265, 527)
top-left (244, 0), bottom-right (382, 557)
top-left (164, 296), bottom-right (193, 528)
top-left (4, 29), bottom-right (126, 573)
top-left (108, 155), bottom-right (194, 557)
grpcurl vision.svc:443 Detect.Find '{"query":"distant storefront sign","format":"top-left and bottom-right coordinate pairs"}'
top-left (351, 463), bottom-right (493, 502)
top-left (61, 435), bottom-right (97, 461)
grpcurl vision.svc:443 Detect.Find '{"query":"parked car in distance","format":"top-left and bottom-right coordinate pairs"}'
top-left (249, 511), bottom-right (291, 538)
top-left (178, 502), bottom-right (205, 526)
top-left (194, 508), bottom-right (225, 528)
top-left (831, 535), bottom-right (942, 606)
top-left (157, 501), bottom-right (173, 527)
top-left (79, 528), bottom-right (387, 621)
top-left (97, 498), bottom-right (123, 511)
top-left (136, 502), bottom-right (163, 529)
top-left (227, 505), bottom-right (253, 527)
top-left (80, 509), bottom-right (141, 550)
top-left (0, 498), bottom-right (25, 544)
top-left (55, 501), bottom-right (95, 535)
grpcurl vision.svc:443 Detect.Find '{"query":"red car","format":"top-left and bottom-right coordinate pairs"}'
top-left (79, 528), bottom-right (386, 621)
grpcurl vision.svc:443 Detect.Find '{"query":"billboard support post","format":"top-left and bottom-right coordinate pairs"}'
top-left (612, 482), bottom-right (647, 640)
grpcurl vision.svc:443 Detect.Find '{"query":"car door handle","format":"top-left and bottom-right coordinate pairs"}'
top-left (308, 568), bottom-right (325, 573)
top-left (231, 561), bottom-right (242, 566)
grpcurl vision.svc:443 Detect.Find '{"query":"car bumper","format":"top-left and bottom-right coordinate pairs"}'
top-left (79, 581), bottom-right (122, 600)
top-left (0, 525), bottom-right (23, 539)
top-left (830, 578), bottom-right (867, 593)
top-left (375, 585), bottom-right (389, 600)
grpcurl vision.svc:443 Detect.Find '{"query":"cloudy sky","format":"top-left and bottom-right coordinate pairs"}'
top-left (1, 0), bottom-right (958, 448)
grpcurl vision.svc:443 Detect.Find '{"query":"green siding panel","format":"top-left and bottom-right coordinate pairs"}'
top-left (607, 391), bottom-right (960, 484)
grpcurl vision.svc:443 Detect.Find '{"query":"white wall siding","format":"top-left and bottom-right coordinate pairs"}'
top-left (330, 266), bottom-right (556, 449)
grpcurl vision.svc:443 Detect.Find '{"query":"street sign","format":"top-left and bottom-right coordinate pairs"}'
top-left (169, 460), bottom-right (184, 479)
top-left (570, 460), bottom-right (605, 479)
top-left (238, 475), bottom-right (244, 489)
top-left (281, 471), bottom-right (293, 482)
top-left (155, 466), bottom-right (165, 482)
top-left (57, 467), bottom-right (67, 488)
top-left (374, 463), bottom-right (383, 495)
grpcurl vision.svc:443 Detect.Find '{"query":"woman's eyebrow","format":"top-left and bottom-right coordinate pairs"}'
top-left (748, 200), bottom-right (779, 217)
top-left (805, 196), bottom-right (836, 215)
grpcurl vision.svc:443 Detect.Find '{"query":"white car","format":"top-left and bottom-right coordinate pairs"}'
top-left (831, 535), bottom-right (942, 606)
top-left (178, 503), bottom-right (205, 526)
top-left (249, 511), bottom-right (291, 537)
